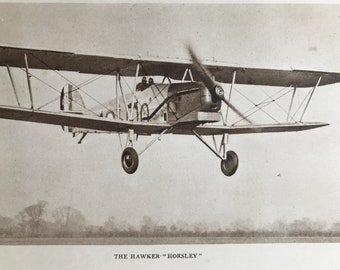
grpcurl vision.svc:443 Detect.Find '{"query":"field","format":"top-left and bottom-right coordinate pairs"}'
top-left (1, 236), bottom-right (340, 245)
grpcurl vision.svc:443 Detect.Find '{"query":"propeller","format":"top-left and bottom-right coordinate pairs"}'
top-left (187, 46), bottom-right (252, 124)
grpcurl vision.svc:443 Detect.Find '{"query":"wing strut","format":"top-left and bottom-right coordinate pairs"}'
top-left (221, 70), bottom-right (237, 158)
top-left (182, 68), bottom-right (189, 81)
top-left (181, 68), bottom-right (194, 82)
top-left (115, 71), bottom-right (120, 119)
top-left (6, 65), bottom-right (21, 107)
top-left (129, 63), bottom-right (140, 120)
top-left (117, 72), bottom-right (130, 120)
top-left (225, 71), bottom-right (237, 125)
top-left (24, 54), bottom-right (34, 109)
top-left (287, 86), bottom-right (297, 122)
top-left (300, 76), bottom-right (322, 121)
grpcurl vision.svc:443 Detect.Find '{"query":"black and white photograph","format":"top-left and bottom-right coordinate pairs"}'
top-left (0, 1), bottom-right (340, 269)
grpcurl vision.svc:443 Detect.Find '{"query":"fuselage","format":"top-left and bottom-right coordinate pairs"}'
top-left (107, 82), bottom-right (221, 125)
top-left (60, 81), bottom-right (222, 135)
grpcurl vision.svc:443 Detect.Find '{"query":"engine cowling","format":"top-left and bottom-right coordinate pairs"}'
top-left (166, 82), bottom-right (221, 124)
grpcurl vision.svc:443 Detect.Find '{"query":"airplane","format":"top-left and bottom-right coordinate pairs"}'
top-left (0, 44), bottom-right (339, 176)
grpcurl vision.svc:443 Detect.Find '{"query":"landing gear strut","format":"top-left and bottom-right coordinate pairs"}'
top-left (192, 130), bottom-right (239, 177)
top-left (121, 147), bottom-right (139, 174)
top-left (120, 128), bottom-right (169, 174)
top-left (221, 151), bottom-right (239, 176)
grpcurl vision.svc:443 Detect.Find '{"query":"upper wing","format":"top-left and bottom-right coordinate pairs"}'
top-left (0, 105), bottom-right (328, 135)
top-left (1, 45), bottom-right (340, 88)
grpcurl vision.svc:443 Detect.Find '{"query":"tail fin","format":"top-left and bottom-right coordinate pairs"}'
top-left (60, 84), bottom-right (86, 113)
top-left (60, 84), bottom-right (87, 134)
top-left (59, 84), bottom-right (107, 138)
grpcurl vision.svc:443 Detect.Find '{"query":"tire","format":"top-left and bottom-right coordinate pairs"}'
top-left (221, 150), bottom-right (239, 176)
top-left (121, 147), bottom-right (139, 174)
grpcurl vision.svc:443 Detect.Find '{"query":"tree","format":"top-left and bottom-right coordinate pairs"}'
top-left (176, 220), bottom-right (190, 233)
top-left (230, 218), bottom-right (255, 232)
top-left (271, 219), bottom-right (289, 235)
top-left (15, 211), bottom-right (29, 234)
top-left (153, 225), bottom-right (168, 237)
top-left (103, 216), bottom-right (119, 236)
top-left (169, 224), bottom-right (178, 236)
top-left (17, 200), bottom-right (47, 236)
top-left (140, 216), bottom-right (154, 236)
top-left (192, 222), bottom-right (208, 236)
top-left (331, 222), bottom-right (340, 232)
top-left (0, 216), bottom-right (15, 236)
top-left (52, 206), bottom-right (86, 236)
top-left (104, 216), bottom-right (117, 231)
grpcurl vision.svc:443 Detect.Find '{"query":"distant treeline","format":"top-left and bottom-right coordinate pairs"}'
top-left (1, 200), bottom-right (340, 238)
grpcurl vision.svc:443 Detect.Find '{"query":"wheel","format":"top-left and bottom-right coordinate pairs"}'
top-left (221, 150), bottom-right (239, 176)
top-left (121, 147), bottom-right (139, 174)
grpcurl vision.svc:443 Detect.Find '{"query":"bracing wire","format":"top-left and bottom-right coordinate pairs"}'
top-left (231, 86), bottom-right (294, 125)
top-left (28, 53), bottom-right (118, 114)
top-left (260, 88), bottom-right (296, 122)
top-left (17, 67), bottom-right (98, 115)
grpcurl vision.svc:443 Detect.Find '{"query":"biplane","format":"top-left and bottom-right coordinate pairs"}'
top-left (0, 45), bottom-right (339, 176)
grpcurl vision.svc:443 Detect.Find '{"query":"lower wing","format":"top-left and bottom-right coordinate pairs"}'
top-left (0, 105), bottom-right (328, 135)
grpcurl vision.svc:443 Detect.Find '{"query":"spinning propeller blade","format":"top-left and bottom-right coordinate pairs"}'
top-left (187, 46), bottom-right (216, 92)
top-left (187, 46), bottom-right (252, 124)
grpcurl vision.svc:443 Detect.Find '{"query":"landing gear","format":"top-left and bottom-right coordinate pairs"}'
top-left (221, 150), bottom-right (239, 176)
top-left (121, 147), bottom-right (139, 174)
top-left (192, 130), bottom-right (239, 177)
top-left (119, 128), bottom-right (169, 174)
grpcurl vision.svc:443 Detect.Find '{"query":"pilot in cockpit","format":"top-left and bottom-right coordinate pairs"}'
top-left (136, 76), bottom-right (149, 91)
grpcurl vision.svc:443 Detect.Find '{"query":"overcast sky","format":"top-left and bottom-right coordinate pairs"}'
top-left (0, 3), bottom-right (340, 228)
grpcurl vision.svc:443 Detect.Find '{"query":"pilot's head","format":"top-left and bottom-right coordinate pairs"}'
top-left (148, 78), bottom-right (154, 85)
top-left (142, 76), bottom-right (147, 84)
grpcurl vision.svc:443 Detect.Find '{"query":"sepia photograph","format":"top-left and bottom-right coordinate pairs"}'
top-left (0, 1), bottom-right (340, 269)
